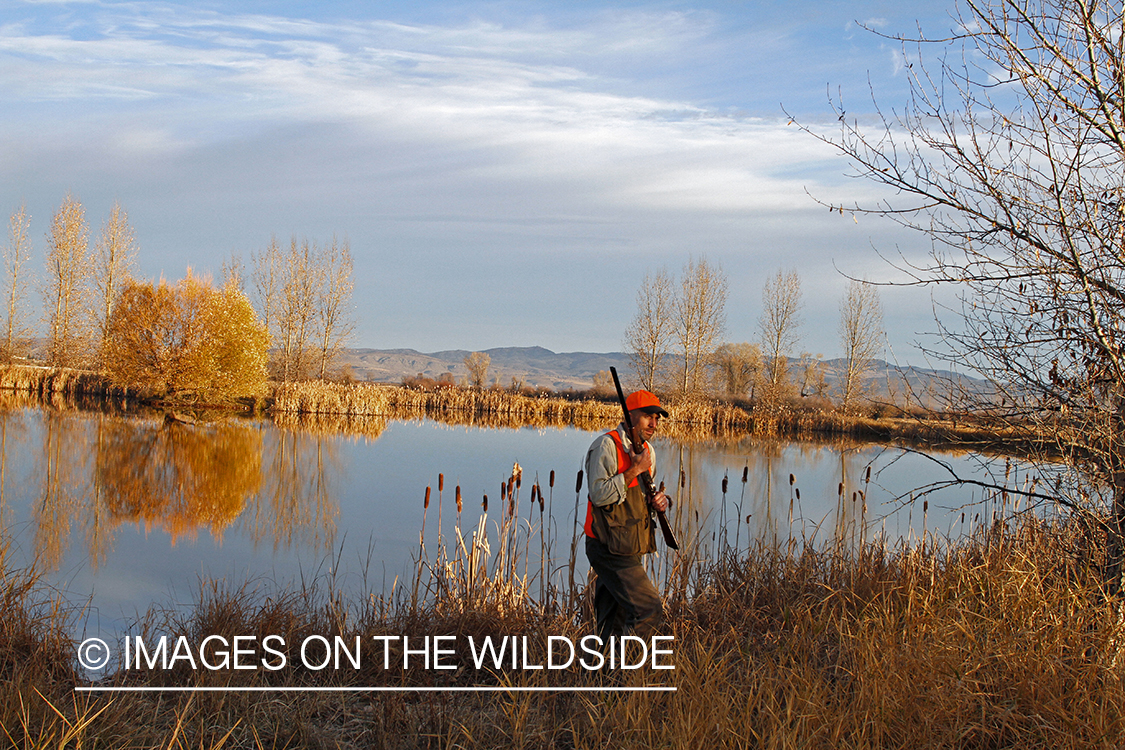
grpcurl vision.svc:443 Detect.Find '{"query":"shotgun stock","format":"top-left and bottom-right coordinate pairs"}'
top-left (609, 367), bottom-right (679, 551)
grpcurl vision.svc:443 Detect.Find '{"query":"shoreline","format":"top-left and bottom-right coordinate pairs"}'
top-left (0, 363), bottom-right (1052, 456)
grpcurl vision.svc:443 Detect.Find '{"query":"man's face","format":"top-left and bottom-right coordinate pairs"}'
top-left (629, 409), bottom-right (661, 443)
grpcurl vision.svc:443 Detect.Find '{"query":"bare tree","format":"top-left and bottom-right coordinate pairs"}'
top-left (674, 256), bottom-right (727, 395)
top-left (464, 351), bottom-right (491, 389)
top-left (251, 236), bottom-right (281, 337)
top-left (624, 268), bottom-right (675, 392)
top-left (798, 352), bottom-right (828, 399)
top-left (758, 269), bottom-right (803, 396)
top-left (315, 236), bottom-right (354, 379)
top-left (221, 251), bottom-right (245, 292)
top-left (801, 0), bottom-right (1125, 593)
top-left (592, 369), bottom-right (614, 396)
top-left (253, 237), bottom-right (321, 382)
top-left (252, 236), bottom-right (354, 381)
top-left (93, 201), bottom-right (138, 359)
top-left (838, 280), bottom-right (884, 412)
top-left (712, 342), bottom-right (762, 400)
top-left (43, 194), bottom-right (92, 368)
top-left (4, 205), bottom-right (34, 362)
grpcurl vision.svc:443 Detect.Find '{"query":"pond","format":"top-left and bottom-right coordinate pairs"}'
top-left (0, 405), bottom-right (1043, 642)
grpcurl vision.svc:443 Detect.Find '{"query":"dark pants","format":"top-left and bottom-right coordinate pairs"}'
top-left (585, 536), bottom-right (664, 640)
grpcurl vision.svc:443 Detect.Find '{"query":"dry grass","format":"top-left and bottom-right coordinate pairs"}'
top-left (3, 505), bottom-right (1124, 748)
top-left (269, 381), bottom-right (1053, 450)
top-left (0, 364), bottom-right (119, 400)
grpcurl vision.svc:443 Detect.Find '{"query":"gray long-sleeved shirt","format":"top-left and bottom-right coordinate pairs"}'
top-left (584, 423), bottom-right (656, 508)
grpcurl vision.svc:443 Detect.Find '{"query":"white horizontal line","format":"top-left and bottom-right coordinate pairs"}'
top-left (75, 686), bottom-right (676, 693)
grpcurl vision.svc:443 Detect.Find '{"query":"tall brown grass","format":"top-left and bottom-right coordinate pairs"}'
top-left (270, 381), bottom-right (1049, 449)
top-left (3, 503), bottom-right (1124, 748)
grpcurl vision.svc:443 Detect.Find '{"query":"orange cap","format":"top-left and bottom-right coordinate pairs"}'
top-left (625, 390), bottom-right (669, 417)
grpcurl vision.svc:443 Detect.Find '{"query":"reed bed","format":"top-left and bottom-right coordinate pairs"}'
top-left (4, 497), bottom-right (1124, 748)
top-left (270, 381), bottom-right (1050, 450)
top-left (0, 364), bottom-right (122, 400)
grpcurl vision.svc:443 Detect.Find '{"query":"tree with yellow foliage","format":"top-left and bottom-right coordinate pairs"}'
top-left (101, 274), bottom-right (268, 401)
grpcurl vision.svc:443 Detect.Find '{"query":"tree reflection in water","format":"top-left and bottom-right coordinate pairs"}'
top-left (96, 417), bottom-right (263, 544)
top-left (28, 409), bottom-right (339, 571)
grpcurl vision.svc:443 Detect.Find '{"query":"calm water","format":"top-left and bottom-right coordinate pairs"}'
top-left (0, 406), bottom-right (1040, 641)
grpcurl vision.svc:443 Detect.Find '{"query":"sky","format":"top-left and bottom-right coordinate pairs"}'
top-left (0, 0), bottom-right (968, 361)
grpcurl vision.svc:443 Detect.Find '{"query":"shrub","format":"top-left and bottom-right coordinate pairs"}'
top-left (101, 274), bottom-right (269, 401)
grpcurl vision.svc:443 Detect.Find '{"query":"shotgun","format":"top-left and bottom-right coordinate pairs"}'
top-left (609, 367), bottom-right (679, 550)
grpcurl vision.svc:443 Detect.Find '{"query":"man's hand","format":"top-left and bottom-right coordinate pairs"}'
top-left (649, 490), bottom-right (669, 512)
top-left (623, 445), bottom-right (653, 484)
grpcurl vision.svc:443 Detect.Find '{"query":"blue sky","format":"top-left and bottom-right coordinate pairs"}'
top-left (0, 0), bottom-right (962, 360)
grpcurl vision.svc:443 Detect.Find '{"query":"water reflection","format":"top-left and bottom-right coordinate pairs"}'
top-left (96, 418), bottom-right (262, 544)
top-left (1, 401), bottom-right (1045, 641)
top-left (239, 427), bottom-right (338, 553)
top-left (24, 410), bottom-right (338, 571)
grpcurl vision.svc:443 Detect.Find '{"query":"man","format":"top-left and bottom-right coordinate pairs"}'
top-left (583, 389), bottom-right (671, 641)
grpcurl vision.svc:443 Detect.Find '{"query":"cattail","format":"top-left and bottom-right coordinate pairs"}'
top-left (501, 482), bottom-right (507, 501)
top-left (549, 470), bottom-right (555, 488)
top-left (789, 473), bottom-right (795, 486)
top-left (838, 482), bottom-right (844, 496)
top-left (795, 488), bottom-right (800, 501)
top-left (507, 477), bottom-right (514, 498)
top-left (865, 466), bottom-right (872, 482)
top-left (537, 485), bottom-right (544, 511)
top-left (742, 467), bottom-right (748, 483)
top-left (923, 500), bottom-right (929, 513)
top-left (483, 494), bottom-right (489, 512)
top-left (745, 514), bottom-right (751, 524)
top-left (424, 486), bottom-right (431, 509)
top-left (438, 473), bottom-right (444, 492)
top-left (575, 470), bottom-right (583, 493)
top-left (722, 475), bottom-right (728, 494)
top-left (852, 492), bottom-right (857, 503)
top-left (456, 485), bottom-right (462, 513)
top-left (680, 469), bottom-right (686, 488)
top-left (516, 474), bottom-right (522, 490)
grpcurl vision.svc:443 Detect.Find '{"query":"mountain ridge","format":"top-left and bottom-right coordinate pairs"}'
top-left (337, 346), bottom-right (984, 404)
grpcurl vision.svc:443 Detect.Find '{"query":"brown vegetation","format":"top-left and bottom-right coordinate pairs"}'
top-left (2, 512), bottom-right (1122, 748)
top-left (101, 275), bottom-right (269, 402)
top-left (269, 379), bottom-right (1043, 451)
top-left (43, 194), bottom-right (92, 369)
top-left (251, 236), bottom-right (355, 381)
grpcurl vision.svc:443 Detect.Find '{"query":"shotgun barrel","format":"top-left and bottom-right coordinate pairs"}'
top-left (609, 367), bottom-right (679, 551)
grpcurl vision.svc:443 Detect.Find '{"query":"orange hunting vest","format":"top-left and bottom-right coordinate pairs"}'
top-left (584, 430), bottom-right (657, 556)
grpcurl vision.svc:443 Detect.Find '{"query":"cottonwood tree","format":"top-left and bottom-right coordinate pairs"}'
top-left (93, 201), bottom-right (138, 359)
top-left (758, 269), bottom-right (803, 398)
top-left (43, 194), bottom-right (93, 368)
top-left (101, 274), bottom-right (268, 400)
top-left (464, 351), bottom-right (491, 389)
top-left (838, 280), bottom-right (884, 412)
top-left (4, 205), bottom-right (34, 362)
top-left (251, 236), bottom-right (355, 381)
top-left (799, 352), bottom-right (829, 399)
top-left (802, 0), bottom-right (1125, 593)
top-left (277, 238), bottom-right (320, 381)
top-left (251, 236), bottom-right (281, 338)
top-left (624, 268), bottom-right (675, 391)
top-left (712, 342), bottom-right (762, 400)
top-left (315, 236), bottom-right (354, 379)
top-left (674, 257), bottom-right (727, 395)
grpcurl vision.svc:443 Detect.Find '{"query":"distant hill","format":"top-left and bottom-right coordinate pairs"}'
top-left (336, 347), bottom-right (988, 406)
top-left (338, 347), bottom-right (630, 390)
